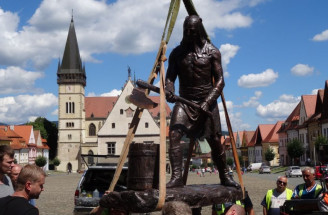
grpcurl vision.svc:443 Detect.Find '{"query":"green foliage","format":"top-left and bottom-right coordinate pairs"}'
top-left (35, 156), bottom-right (47, 167)
top-left (264, 147), bottom-right (275, 163)
top-left (226, 157), bottom-right (234, 166)
top-left (287, 139), bottom-right (305, 159)
top-left (52, 157), bottom-right (61, 167)
top-left (207, 162), bottom-right (213, 167)
top-left (191, 164), bottom-right (198, 169)
top-left (27, 117), bottom-right (58, 159)
top-left (315, 136), bottom-right (328, 148)
top-left (200, 163), bottom-right (205, 168)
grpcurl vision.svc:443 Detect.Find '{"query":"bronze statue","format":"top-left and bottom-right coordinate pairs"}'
top-left (165, 15), bottom-right (239, 188)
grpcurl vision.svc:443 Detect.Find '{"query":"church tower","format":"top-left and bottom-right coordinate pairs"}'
top-left (57, 17), bottom-right (86, 172)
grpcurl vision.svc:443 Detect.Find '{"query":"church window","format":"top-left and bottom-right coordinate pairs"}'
top-left (66, 102), bottom-right (75, 114)
top-left (120, 109), bottom-right (123, 115)
top-left (145, 122), bottom-right (149, 128)
top-left (125, 108), bottom-right (134, 117)
top-left (68, 134), bottom-right (72, 140)
top-left (89, 123), bottom-right (96, 136)
top-left (107, 142), bottom-right (116, 155)
top-left (112, 123), bottom-right (115, 129)
top-left (88, 150), bottom-right (94, 165)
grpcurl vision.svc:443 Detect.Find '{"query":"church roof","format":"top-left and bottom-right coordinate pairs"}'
top-left (85, 95), bottom-right (172, 119)
top-left (85, 97), bottom-right (118, 119)
top-left (57, 17), bottom-right (86, 86)
top-left (61, 18), bottom-right (82, 71)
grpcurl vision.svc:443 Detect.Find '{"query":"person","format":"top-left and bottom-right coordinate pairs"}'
top-left (318, 175), bottom-right (328, 212)
top-left (223, 204), bottom-right (246, 215)
top-left (0, 164), bottom-right (46, 215)
top-left (165, 14), bottom-right (238, 188)
top-left (213, 190), bottom-right (254, 215)
top-left (261, 176), bottom-right (292, 215)
top-left (162, 201), bottom-right (192, 215)
top-left (9, 164), bottom-right (36, 207)
top-left (9, 164), bottom-right (22, 188)
top-left (292, 167), bottom-right (322, 199)
top-left (0, 145), bottom-right (15, 198)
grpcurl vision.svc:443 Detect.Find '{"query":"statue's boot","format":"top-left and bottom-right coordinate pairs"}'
top-left (213, 152), bottom-right (240, 188)
top-left (166, 146), bottom-right (184, 188)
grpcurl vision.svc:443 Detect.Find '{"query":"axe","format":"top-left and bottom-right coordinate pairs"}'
top-left (127, 79), bottom-right (212, 117)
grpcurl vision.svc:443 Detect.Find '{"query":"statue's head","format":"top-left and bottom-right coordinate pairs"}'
top-left (182, 15), bottom-right (205, 45)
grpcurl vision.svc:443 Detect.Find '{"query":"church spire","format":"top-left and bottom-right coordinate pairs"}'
top-left (57, 16), bottom-right (86, 86)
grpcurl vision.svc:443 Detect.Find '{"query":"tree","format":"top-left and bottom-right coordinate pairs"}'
top-left (35, 156), bottom-right (47, 167)
top-left (52, 157), bottom-right (61, 170)
top-left (287, 139), bottom-right (305, 165)
top-left (226, 157), bottom-right (234, 167)
top-left (264, 147), bottom-right (275, 165)
top-left (27, 117), bottom-right (58, 159)
top-left (315, 136), bottom-right (328, 162)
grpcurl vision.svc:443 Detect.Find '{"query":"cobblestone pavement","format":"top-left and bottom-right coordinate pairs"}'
top-left (36, 171), bottom-right (307, 215)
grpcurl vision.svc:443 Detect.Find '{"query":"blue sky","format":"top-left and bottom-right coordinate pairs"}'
top-left (0, 0), bottom-right (327, 131)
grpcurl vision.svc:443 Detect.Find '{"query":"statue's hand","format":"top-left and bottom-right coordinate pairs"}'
top-left (166, 91), bottom-right (176, 103)
top-left (200, 101), bottom-right (210, 113)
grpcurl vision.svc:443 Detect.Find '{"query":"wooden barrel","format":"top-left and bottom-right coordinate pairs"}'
top-left (127, 143), bottom-right (159, 190)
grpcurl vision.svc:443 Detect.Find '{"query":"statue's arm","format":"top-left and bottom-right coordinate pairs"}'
top-left (165, 49), bottom-right (178, 102)
top-left (204, 49), bottom-right (225, 106)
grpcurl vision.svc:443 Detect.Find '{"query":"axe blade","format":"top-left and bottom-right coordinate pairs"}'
top-left (126, 88), bottom-right (158, 109)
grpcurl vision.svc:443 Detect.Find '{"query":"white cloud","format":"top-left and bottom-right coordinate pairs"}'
top-left (237, 69), bottom-right (278, 88)
top-left (100, 89), bottom-right (122, 97)
top-left (311, 89), bottom-right (319, 95)
top-left (218, 100), bottom-right (251, 131)
top-left (51, 109), bottom-right (58, 116)
top-left (291, 64), bottom-right (314, 76)
top-left (241, 91), bottom-right (262, 107)
top-left (220, 43), bottom-right (240, 77)
top-left (0, 93), bottom-right (57, 124)
top-left (312, 29), bottom-right (328, 41)
top-left (0, 66), bottom-right (44, 94)
top-left (256, 94), bottom-right (300, 121)
top-left (0, 0), bottom-right (259, 70)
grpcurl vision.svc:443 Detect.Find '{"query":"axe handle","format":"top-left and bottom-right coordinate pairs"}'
top-left (136, 79), bottom-right (212, 116)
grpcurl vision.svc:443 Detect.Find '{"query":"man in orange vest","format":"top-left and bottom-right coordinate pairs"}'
top-left (261, 176), bottom-right (292, 215)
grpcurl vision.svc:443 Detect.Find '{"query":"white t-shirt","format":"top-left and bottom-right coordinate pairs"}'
top-left (261, 189), bottom-right (287, 215)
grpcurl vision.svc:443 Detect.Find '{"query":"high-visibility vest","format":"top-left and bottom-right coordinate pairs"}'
top-left (214, 200), bottom-right (243, 215)
top-left (297, 184), bottom-right (322, 198)
top-left (265, 188), bottom-right (293, 211)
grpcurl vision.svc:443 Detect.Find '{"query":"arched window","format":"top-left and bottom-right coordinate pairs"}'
top-left (89, 123), bottom-right (96, 136)
top-left (88, 150), bottom-right (94, 165)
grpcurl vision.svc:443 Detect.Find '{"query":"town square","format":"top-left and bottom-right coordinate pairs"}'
top-left (1, 0), bottom-right (328, 214)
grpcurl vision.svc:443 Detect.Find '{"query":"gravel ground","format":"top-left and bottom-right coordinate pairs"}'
top-left (36, 170), bottom-right (307, 215)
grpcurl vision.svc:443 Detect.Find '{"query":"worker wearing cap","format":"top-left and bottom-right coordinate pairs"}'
top-left (318, 175), bottom-right (328, 212)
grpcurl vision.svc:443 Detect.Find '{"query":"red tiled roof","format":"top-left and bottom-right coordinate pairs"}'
top-left (85, 97), bottom-right (118, 118)
top-left (12, 125), bottom-right (33, 145)
top-left (243, 131), bottom-right (255, 147)
top-left (85, 96), bottom-right (171, 119)
top-left (302, 95), bottom-right (317, 118)
top-left (264, 121), bottom-right (283, 143)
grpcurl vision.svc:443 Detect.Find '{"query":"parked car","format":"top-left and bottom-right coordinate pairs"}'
top-left (74, 155), bottom-right (150, 215)
top-left (74, 164), bottom-right (128, 215)
top-left (259, 165), bottom-right (271, 174)
top-left (247, 162), bottom-right (262, 171)
top-left (314, 165), bottom-right (328, 179)
top-left (285, 166), bottom-right (302, 177)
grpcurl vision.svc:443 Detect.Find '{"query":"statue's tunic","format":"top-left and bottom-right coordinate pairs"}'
top-left (166, 41), bottom-right (222, 138)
